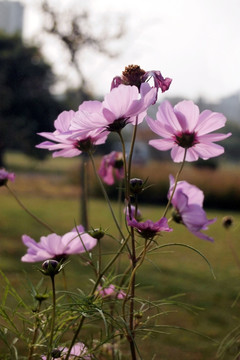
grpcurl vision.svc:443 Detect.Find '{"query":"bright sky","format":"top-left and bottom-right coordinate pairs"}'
top-left (20, 0), bottom-right (240, 102)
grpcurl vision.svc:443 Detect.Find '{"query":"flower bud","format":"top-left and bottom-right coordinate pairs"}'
top-left (222, 216), bottom-right (234, 229)
top-left (41, 259), bottom-right (62, 277)
top-left (130, 178), bottom-right (144, 195)
top-left (88, 227), bottom-right (105, 240)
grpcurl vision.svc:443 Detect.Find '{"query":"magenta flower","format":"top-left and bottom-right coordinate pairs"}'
top-left (97, 284), bottom-right (126, 299)
top-left (168, 175), bottom-right (216, 241)
top-left (127, 217), bottom-right (172, 239)
top-left (111, 64), bottom-right (172, 101)
top-left (36, 108), bottom-right (107, 158)
top-left (21, 225), bottom-right (97, 262)
top-left (41, 342), bottom-right (91, 359)
top-left (0, 168), bottom-right (15, 186)
top-left (98, 151), bottom-right (124, 185)
top-left (147, 100), bottom-right (231, 162)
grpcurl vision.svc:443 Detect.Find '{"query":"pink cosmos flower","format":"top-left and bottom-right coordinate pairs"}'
top-left (97, 284), bottom-right (126, 299)
top-left (41, 342), bottom-right (91, 359)
top-left (147, 100), bottom-right (231, 162)
top-left (98, 151), bottom-right (124, 185)
top-left (21, 225), bottom-right (97, 262)
top-left (127, 217), bottom-right (172, 239)
top-left (36, 108), bottom-right (107, 158)
top-left (168, 175), bottom-right (216, 241)
top-left (0, 168), bottom-right (15, 186)
top-left (84, 83), bottom-right (157, 134)
top-left (111, 64), bottom-right (172, 101)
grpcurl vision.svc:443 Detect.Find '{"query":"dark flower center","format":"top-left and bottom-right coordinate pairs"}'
top-left (106, 117), bottom-right (129, 133)
top-left (138, 228), bottom-right (157, 239)
top-left (75, 137), bottom-right (93, 152)
top-left (175, 132), bottom-right (198, 148)
top-left (114, 159), bottom-right (124, 169)
top-left (122, 64), bottom-right (146, 89)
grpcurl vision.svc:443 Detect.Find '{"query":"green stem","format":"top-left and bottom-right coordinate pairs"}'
top-left (5, 184), bottom-right (55, 233)
top-left (162, 148), bottom-right (187, 218)
top-left (47, 275), bottom-right (56, 360)
top-left (65, 316), bottom-right (85, 360)
top-left (88, 152), bottom-right (125, 241)
top-left (127, 117), bottom-right (139, 187)
top-left (28, 302), bottom-right (41, 360)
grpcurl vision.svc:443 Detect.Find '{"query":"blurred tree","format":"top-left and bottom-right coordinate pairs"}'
top-left (0, 31), bottom-right (63, 166)
top-left (41, 0), bottom-right (125, 102)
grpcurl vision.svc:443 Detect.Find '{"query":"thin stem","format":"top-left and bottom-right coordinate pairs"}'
top-left (5, 184), bottom-right (55, 233)
top-left (46, 276), bottom-right (56, 360)
top-left (162, 148), bottom-right (187, 218)
top-left (28, 302), bottom-right (41, 360)
top-left (65, 316), bottom-right (85, 360)
top-left (127, 118), bottom-right (139, 186)
top-left (88, 152), bottom-right (125, 241)
top-left (80, 154), bottom-right (89, 229)
top-left (65, 235), bottom-right (130, 358)
top-left (98, 239), bottom-right (102, 277)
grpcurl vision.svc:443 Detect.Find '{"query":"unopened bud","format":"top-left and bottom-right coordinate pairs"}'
top-left (41, 259), bottom-right (62, 277)
top-left (130, 178), bottom-right (144, 195)
top-left (222, 216), bottom-right (234, 229)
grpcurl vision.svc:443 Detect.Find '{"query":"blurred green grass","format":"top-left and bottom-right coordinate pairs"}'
top-left (1, 152), bottom-right (240, 359)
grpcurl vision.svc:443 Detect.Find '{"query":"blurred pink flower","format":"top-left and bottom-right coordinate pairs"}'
top-left (168, 175), bottom-right (216, 241)
top-left (147, 100), bottom-right (231, 162)
top-left (36, 108), bottom-right (107, 157)
top-left (98, 151), bottom-right (124, 185)
top-left (0, 168), bottom-right (15, 186)
top-left (97, 284), bottom-right (126, 299)
top-left (124, 205), bottom-right (142, 222)
top-left (21, 225), bottom-right (97, 262)
top-left (41, 342), bottom-right (91, 359)
top-left (127, 217), bottom-right (172, 239)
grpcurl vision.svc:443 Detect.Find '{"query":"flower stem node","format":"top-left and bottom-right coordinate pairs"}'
top-left (130, 178), bottom-right (144, 195)
top-left (41, 259), bottom-right (62, 277)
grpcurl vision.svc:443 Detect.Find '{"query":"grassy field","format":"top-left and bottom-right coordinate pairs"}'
top-left (1, 152), bottom-right (240, 359)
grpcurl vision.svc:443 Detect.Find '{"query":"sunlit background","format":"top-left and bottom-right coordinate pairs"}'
top-left (2, 0), bottom-right (240, 103)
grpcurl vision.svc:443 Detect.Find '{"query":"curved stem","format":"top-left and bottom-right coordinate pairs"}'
top-left (5, 184), bottom-right (55, 233)
top-left (162, 148), bottom-right (187, 218)
top-left (88, 152), bottom-right (125, 241)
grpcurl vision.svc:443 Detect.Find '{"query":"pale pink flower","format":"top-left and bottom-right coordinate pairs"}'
top-left (0, 168), bottom-right (15, 186)
top-left (36, 108), bottom-right (107, 158)
top-left (127, 217), bottom-right (172, 239)
top-left (97, 284), bottom-right (126, 299)
top-left (21, 225), bottom-right (97, 262)
top-left (85, 84), bottom-right (156, 134)
top-left (168, 175), bottom-right (216, 241)
top-left (147, 100), bottom-right (231, 162)
top-left (41, 342), bottom-right (91, 359)
top-left (98, 151), bottom-right (124, 185)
